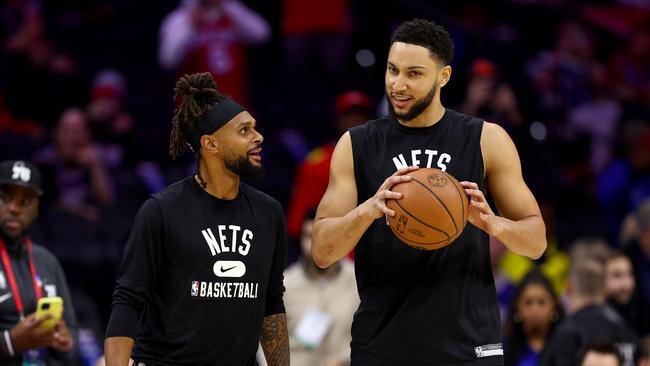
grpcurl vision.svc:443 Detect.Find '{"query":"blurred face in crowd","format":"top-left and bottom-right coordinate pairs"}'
top-left (604, 256), bottom-right (635, 305)
top-left (581, 351), bottom-right (620, 366)
top-left (0, 185), bottom-right (39, 240)
top-left (517, 283), bottom-right (556, 336)
top-left (55, 108), bottom-right (91, 162)
top-left (87, 96), bottom-right (121, 124)
top-left (385, 42), bottom-right (450, 122)
top-left (211, 111), bottom-right (264, 179)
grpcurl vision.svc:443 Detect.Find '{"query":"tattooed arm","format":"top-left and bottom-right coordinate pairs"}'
top-left (260, 313), bottom-right (289, 366)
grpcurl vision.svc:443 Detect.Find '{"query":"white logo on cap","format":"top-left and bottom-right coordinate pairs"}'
top-left (11, 161), bottom-right (31, 183)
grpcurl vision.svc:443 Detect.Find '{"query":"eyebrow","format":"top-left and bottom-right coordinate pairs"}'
top-left (235, 120), bottom-right (256, 129)
top-left (387, 61), bottom-right (427, 70)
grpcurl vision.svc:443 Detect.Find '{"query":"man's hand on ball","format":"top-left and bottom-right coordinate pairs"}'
top-left (364, 166), bottom-right (418, 219)
top-left (461, 181), bottom-right (504, 237)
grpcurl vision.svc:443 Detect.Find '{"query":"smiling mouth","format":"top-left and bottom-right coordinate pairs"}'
top-left (248, 148), bottom-right (262, 161)
top-left (392, 95), bottom-right (412, 108)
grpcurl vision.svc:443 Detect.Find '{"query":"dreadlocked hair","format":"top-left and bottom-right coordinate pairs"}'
top-left (169, 72), bottom-right (226, 160)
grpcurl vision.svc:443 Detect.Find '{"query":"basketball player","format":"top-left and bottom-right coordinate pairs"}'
top-left (104, 73), bottom-right (289, 366)
top-left (312, 19), bottom-right (547, 365)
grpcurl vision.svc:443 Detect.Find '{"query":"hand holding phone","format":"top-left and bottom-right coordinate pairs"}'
top-left (35, 297), bottom-right (63, 330)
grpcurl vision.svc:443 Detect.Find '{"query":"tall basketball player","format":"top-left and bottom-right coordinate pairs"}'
top-left (104, 73), bottom-right (289, 366)
top-left (312, 19), bottom-right (547, 365)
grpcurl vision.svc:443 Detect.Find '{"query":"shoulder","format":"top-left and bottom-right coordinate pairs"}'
top-left (446, 108), bottom-right (484, 128)
top-left (547, 318), bottom-right (581, 345)
top-left (32, 244), bottom-right (68, 280)
top-left (600, 305), bottom-right (632, 330)
top-left (128, 197), bottom-right (165, 230)
top-left (241, 183), bottom-right (283, 214)
top-left (480, 121), bottom-right (509, 149)
top-left (138, 196), bottom-right (164, 216)
top-left (481, 121), bottom-right (509, 143)
top-left (152, 177), bottom-right (193, 205)
top-left (32, 244), bottom-right (60, 266)
top-left (480, 121), bottom-right (518, 170)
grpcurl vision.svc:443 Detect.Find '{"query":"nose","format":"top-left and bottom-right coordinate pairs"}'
top-left (253, 129), bottom-right (263, 145)
top-left (7, 198), bottom-right (21, 214)
top-left (391, 74), bottom-right (407, 92)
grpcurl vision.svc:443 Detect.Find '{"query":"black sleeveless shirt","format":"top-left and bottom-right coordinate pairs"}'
top-left (348, 109), bottom-right (503, 366)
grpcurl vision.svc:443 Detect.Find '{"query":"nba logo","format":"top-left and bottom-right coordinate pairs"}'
top-left (191, 281), bottom-right (199, 297)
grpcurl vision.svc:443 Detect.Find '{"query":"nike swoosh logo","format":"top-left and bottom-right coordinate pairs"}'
top-left (213, 260), bottom-right (246, 278)
top-left (0, 293), bottom-right (12, 304)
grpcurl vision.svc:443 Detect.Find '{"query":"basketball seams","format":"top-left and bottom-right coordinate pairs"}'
top-left (392, 200), bottom-right (451, 245)
top-left (450, 179), bottom-right (467, 225)
top-left (410, 177), bottom-right (459, 235)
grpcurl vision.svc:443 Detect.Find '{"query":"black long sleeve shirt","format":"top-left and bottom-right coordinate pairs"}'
top-left (106, 177), bottom-right (287, 365)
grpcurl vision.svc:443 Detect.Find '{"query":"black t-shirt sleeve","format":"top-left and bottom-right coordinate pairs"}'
top-left (105, 198), bottom-right (165, 339)
top-left (264, 202), bottom-right (287, 316)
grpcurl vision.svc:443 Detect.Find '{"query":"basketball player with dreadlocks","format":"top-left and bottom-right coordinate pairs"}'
top-left (104, 72), bottom-right (289, 366)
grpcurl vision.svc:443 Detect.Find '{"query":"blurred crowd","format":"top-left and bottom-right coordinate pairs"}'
top-left (1, 0), bottom-right (649, 365)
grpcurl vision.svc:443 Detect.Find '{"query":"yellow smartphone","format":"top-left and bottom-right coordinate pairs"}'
top-left (35, 296), bottom-right (63, 330)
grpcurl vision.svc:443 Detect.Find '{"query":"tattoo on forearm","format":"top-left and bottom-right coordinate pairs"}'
top-left (261, 313), bottom-right (289, 366)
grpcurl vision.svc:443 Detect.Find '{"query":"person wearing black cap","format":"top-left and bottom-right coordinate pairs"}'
top-left (104, 72), bottom-right (289, 366)
top-left (0, 160), bottom-right (77, 365)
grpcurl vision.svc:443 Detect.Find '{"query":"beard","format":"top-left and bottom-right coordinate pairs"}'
top-left (0, 225), bottom-right (25, 244)
top-left (224, 151), bottom-right (265, 179)
top-left (387, 82), bottom-right (438, 122)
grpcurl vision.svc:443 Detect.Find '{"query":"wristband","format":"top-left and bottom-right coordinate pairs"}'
top-left (3, 330), bottom-right (14, 356)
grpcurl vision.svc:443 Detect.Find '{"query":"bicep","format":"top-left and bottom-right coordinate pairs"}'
top-left (483, 123), bottom-right (541, 220)
top-left (315, 132), bottom-right (358, 220)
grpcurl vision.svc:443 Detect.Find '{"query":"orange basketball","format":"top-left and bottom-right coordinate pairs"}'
top-left (386, 168), bottom-right (469, 250)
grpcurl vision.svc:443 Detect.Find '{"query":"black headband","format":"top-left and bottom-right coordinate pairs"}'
top-left (183, 97), bottom-right (246, 152)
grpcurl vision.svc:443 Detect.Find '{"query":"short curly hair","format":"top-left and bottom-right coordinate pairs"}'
top-left (391, 18), bottom-right (454, 65)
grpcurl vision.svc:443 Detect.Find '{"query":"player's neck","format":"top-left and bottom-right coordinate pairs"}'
top-left (397, 99), bottom-right (445, 128)
top-left (527, 335), bottom-right (547, 352)
top-left (197, 158), bottom-right (240, 200)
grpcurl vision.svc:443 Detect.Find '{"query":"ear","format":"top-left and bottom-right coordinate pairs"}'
top-left (200, 135), bottom-right (219, 154)
top-left (439, 65), bottom-right (452, 87)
